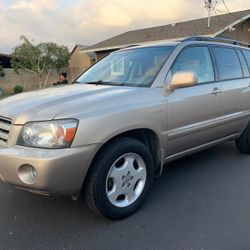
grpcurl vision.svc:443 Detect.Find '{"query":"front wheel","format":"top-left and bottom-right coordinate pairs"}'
top-left (84, 137), bottom-right (154, 219)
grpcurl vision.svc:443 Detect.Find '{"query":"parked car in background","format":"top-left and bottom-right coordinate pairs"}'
top-left (0, 37), bottom-right (250, 219)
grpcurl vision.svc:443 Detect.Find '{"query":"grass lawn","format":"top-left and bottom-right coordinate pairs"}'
top-left (0, 93), bottom-right (13, 100)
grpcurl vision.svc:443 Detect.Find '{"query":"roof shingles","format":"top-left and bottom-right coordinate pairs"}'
top-left (85, 9), bottom-right (250, 52)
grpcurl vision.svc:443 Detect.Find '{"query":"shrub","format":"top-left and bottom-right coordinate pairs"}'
top-left (13, 85), bottom-right (24, 94)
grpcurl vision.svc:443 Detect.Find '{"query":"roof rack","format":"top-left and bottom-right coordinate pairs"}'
top-left (182, 36), bottom-right (250, 48)
top-left (123, 45), bottom-right (139, 49)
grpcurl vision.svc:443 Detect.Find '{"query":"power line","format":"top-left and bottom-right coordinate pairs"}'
top-left (221, 0), bottom-right (231, 13)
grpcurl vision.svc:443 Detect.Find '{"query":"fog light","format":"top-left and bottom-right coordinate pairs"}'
top-left (18, 164), bottom-right (38, 184)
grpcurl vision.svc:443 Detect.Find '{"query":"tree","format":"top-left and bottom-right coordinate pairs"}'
top-left (0, 65), bottom-right (5, 78)
top-left (11, 36), bottom-right (70, 88)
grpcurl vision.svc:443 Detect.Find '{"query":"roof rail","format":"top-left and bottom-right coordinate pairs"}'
top-left (122, 45), bottom-right (139, 49)
top-left (182, 36), bottom-right (250, 48)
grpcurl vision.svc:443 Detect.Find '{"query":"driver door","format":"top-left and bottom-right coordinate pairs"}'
top-left (166, 46), bottom-right (224, 156)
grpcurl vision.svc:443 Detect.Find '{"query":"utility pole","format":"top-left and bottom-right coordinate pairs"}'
top-left (205, 0), bottom-right (212, 28)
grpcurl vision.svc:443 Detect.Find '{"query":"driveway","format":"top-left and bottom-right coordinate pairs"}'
top-left (1, 142), bottom-right (250, 250)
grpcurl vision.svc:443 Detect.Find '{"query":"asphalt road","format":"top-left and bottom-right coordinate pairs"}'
top-left (1, 142), bottom-right (250, 250)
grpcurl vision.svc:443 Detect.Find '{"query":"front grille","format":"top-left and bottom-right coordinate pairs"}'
top-left (0, 117), bottom-right (12, 147)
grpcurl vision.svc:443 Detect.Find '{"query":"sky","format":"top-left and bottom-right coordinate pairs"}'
top-left (0, 0), bottom-right (249, 53)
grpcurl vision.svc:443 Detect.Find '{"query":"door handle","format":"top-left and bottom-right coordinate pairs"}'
top-left (211, 87), bottom-right (222, 95)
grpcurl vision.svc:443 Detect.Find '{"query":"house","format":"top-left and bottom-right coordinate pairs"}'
top-left (0, 53), bottom-right (11, 68)
top-left (82, 9), bottom-right (250, 62)
top-left (68, 44), bottom-right (97, 80)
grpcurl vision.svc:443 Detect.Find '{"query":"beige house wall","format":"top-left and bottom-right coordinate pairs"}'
top-left (68, 46), bottom-right (95, 81)
top-left (218, 19), bottom-right (250, 43)
top-left (96, 50), bottom-right (117, 61)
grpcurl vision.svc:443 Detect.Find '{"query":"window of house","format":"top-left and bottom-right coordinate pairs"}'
top-left (111, 56), bottom-right (125, 75)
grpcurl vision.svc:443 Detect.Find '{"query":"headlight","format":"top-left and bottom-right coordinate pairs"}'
top-left (17, 119), bottom-right (78, 149)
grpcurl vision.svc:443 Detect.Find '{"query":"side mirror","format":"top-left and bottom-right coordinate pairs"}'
top-left (168, 71), bottom-right (198, 91)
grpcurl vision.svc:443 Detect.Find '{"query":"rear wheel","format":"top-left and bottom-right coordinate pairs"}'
top-left (84, 137), bottom-right (154, 219)
top-left (235, 122), bottom-right (250, 154)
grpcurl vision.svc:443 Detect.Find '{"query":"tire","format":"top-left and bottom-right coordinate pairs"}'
top-left (84, 137), bottom-right (154, 220)
top-left (235, 122), bottom-right (250, 154)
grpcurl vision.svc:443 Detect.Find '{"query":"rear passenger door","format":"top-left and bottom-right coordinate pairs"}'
top-left (167, 46), bottom-right (224, 156)
top-left (211, 47), bottom-right (250, 136)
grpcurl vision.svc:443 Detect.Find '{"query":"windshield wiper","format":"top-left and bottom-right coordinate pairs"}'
top-left (85, 80), bottom-right (125, 86)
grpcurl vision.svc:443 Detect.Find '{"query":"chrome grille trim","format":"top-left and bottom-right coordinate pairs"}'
top-left (0, 117), bottom-right (12, 146)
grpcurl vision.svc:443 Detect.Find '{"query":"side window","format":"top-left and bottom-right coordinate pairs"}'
top-left (171, 46), bottom-right (215, 84)
top-left (212, 47), bottom-right (243, 81)
top-left (242, 50), bottom-right (250, 73)
top-left (237, 50), bottom-right (249, 77)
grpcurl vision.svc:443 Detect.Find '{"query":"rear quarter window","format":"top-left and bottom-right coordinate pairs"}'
top-left (242, 50), bottom-right (250, 72)
top-left (212, 47), bottom-right (243, 81)
top-left (237, 50), bottom-right (249, 77)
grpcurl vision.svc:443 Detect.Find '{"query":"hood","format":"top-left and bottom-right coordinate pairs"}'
top-left (0, 84), bottom-right (146, 124)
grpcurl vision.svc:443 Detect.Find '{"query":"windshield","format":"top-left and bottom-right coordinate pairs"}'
top-left (77, 46), bottom-right (174, 87)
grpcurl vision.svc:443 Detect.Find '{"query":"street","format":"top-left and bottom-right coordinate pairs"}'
top-left (1, 141), bottom-right (250, 250)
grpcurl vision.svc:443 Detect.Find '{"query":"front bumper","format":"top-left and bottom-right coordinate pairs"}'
top-left (0, 144), bottom-right (98, 196)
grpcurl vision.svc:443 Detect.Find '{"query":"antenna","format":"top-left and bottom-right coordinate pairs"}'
top-left (205, 0), bottom-right (212, 28)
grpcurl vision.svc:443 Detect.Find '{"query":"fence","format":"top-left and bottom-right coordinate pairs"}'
top-left (0, 69), bottom-right (59, 93)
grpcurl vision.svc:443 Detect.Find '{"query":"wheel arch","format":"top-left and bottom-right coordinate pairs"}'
top-left (81, 128), bottom-right (163, 194)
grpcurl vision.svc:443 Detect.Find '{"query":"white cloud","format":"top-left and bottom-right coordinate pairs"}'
top-left (10, 0), bottom-right (58, 10)
top-left (0, 0), bottom-right (249, 53)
